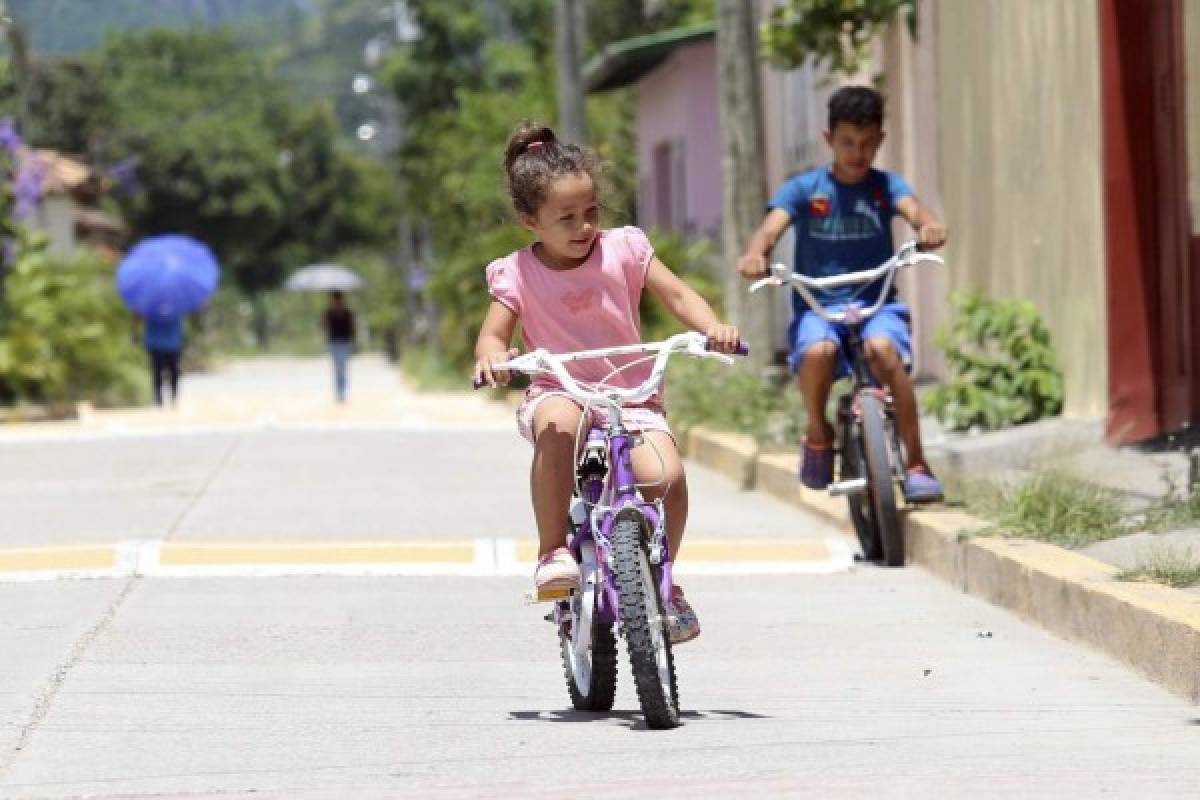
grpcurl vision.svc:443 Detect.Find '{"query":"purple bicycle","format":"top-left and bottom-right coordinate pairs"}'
top-left (484, 332), bottom-right (745, 729)
top-left (750, 240), bottom-right (942, 567)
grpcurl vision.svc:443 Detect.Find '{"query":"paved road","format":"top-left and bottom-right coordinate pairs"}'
top-left (0, 357), bottom-right (1197, 798)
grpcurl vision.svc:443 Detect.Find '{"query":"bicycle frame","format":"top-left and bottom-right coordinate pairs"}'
top-left (564, 415), bottom-right (667, 629)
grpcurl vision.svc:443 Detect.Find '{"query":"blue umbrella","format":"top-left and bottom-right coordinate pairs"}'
top-left (116, 234), bottom-right (220, 319)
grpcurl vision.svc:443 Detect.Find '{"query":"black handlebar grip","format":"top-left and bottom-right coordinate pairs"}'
top-left (472, 376), bottom-right (487, 390)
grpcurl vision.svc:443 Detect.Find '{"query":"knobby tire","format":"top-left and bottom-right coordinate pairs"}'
top-left (860, 393), bottom-right (904, 566)
top-left (612, 516), bottom-right (680, 729)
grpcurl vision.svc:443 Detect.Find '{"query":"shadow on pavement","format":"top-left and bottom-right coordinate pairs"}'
top-left (508, 708), bottom-right (771, 728)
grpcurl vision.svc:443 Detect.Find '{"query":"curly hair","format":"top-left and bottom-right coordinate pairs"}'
top-left (503, 121), bottom-right (600, 216)
top-left (827, 86), bottom-right (885, 130)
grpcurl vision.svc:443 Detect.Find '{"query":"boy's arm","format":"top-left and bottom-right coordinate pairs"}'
top-left (895, 196), bottom-right (948, 250)
top-left (473, 300), bottom-right (520, 387)
top-left (737, 208), bottom-right (793, 279)
top-left (644, 257), bottom-right (740, 353)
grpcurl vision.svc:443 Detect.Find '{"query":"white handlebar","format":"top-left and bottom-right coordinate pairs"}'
top-left (749, 239), bottom-right (943, 324)
top-left (493, 331), bottom-right (733, 408)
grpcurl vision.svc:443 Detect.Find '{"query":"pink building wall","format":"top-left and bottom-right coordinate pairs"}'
top-left (635, 40), bottom-right (723, 240)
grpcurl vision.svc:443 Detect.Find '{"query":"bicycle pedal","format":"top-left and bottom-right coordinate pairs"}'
top-left (524, 587), bottom-right (576, 605)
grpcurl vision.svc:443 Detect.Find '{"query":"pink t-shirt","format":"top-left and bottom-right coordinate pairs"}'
top-left (485, 226), bottom-right (659, 397)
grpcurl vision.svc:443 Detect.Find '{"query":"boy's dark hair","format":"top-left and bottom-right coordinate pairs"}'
top-left (504, 121), bottom-right (600, 216)
top-left (827, 86), bottom-right (885, 130)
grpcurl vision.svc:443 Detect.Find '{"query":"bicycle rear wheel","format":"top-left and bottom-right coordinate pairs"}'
top-left (612, 514), bottom-right (679, 729)
top-left (559, 540), bottom-right (617, 711)
top-left (860, 392), bottom-right (904, 566)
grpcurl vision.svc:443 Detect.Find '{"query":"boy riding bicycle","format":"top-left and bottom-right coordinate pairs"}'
top-left (737, 86), bottom-right (946, 503)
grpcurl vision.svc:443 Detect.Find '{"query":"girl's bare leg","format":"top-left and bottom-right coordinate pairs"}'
top-left (530, 396), bottom-right (584, 558)
top-left (630, 430), bottom-right (687, 558)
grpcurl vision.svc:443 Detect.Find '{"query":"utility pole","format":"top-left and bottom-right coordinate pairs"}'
top-left (716, 0), bottom-right (773, 370)
top-left (554, 0), bottom-right (587, 142)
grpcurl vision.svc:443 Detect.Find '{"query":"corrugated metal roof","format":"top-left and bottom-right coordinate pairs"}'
top-left (583, 21), bottom-right (717, 93)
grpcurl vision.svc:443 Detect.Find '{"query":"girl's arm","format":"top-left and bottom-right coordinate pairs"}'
top-left (895, 196), bottom-right (948, 250)
top-left (644, 257), bottom-right (740, 353)
top-left (473, 299), bottom-right (520, 386)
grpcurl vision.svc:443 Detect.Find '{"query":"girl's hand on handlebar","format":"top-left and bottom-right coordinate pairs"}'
top-left (737, 253), bottom-right (769, 280)
top-left (705, 323), bottom-right (741, 354)
top-left (473, 347), bottom-right (519, 388)
top-left (917, 223), bottom-right (947, 251)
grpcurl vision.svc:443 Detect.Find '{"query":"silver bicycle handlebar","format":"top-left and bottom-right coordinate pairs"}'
top-left (749, 239), bottom-right (943, 324)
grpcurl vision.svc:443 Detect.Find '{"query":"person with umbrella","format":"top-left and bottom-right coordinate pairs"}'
top-left (141, 314), bottom-right (185, 406)
top-left (323, 290), bottom-right (356, 403)
top-left (116, 235), bottom-right (219, 407)
top-left (285, 264), bottom-right (364, 404)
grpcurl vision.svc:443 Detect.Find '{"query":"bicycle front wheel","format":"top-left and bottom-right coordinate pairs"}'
top-left (612, 514), bottom-right (680, 729)
top-left (860, 392), bottom-right (904, 567)
top-left (840, 417), bottom-right (882, 562)
top-left (559, 540), bottom-right (617, 711)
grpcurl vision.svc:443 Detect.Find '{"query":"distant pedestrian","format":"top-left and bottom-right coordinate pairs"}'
top-left (142, 315), bottom-right (184, 407)
top-left (323, 290), bottom-right (356, 403)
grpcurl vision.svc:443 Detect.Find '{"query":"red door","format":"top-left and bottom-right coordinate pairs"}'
top-left (1100, 0), bottom-right (1197, 444)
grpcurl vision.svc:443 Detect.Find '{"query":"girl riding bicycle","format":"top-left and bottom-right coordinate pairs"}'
top-left (473, 122), bottom-right (740, 644)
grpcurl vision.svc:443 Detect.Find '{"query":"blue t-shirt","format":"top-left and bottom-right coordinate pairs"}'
top-left (143, 316), bottom-right (184, 352)
top-left (767, 165), bottom-right (913, 317)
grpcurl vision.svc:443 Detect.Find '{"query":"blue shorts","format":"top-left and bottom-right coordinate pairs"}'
top-left (788, 302), bottom-right (913, 380)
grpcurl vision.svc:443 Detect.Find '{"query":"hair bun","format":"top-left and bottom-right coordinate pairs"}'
top-left (504, 122), bottom-right (557, 173)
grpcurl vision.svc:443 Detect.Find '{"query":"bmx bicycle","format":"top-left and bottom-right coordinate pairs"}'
top-left (749, 240), bottom-right (942, 567)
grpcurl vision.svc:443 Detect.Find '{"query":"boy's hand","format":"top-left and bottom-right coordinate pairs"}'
top-left (737, 253), bottom-right (769, 280)
top-left (705, 323), bottom-right (741, 354)
top-left (473, 348), bottom-right (520, 387)
top-left (917, 222), bottom-right (948, 250)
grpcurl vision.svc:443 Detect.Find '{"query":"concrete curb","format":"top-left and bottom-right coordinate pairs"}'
top-left (685, 426), bottom-right (1200, 704)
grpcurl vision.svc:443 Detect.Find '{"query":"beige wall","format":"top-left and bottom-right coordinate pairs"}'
top-left (877, 0), bottom-right (946, 381)
top-left (1188, 0), bottom-right (1200, 236)
top-left (937, 0), bottom-right (1107, 419)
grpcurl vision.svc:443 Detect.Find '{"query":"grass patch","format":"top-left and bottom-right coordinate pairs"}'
top-left (1142, 480), bottom-right (1200, 533)
top-left (666, 358), bottom-right (808, 448)
top-left (1116, 544), bottom-right (1200, 589)
top-left (965, 471), bottom-right (1132, 548)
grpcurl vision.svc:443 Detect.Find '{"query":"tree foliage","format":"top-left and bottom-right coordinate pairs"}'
top-left (585, 0), bottom-right (713, 55)
top-left (0, 28), bottom-right (400, 297)
top-left (761, 0), bottom-right (914, 75)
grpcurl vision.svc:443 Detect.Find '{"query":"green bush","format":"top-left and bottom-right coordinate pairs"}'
top-left (0, 241), bottom-right (147, 407)
top-left (924, 290), bottom-right (1064, 431)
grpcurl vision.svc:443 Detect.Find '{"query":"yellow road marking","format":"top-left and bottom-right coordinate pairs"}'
top-left (0, 545), bottom-right (115, 571)
top-left (158, 542), bottom-right (477, 566)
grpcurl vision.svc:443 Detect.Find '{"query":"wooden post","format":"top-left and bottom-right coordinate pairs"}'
top-left (716, 0), bottom-right (774, 369)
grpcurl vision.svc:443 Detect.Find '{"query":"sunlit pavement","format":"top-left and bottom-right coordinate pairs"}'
top-left (0, 356), bottom-right (1198, 798)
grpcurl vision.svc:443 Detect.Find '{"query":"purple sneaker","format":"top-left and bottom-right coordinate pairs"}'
top-left (799, 441), bottom-right (834, 490)
top-left (903, 466), bottom-right (943, 504)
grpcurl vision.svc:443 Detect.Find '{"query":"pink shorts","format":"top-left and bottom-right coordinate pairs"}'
top-left (516, 387), bottom-right (673, 445)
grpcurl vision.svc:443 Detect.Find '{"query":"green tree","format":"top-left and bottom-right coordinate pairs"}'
top-left (760, 0), bottom-right (914, 75)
